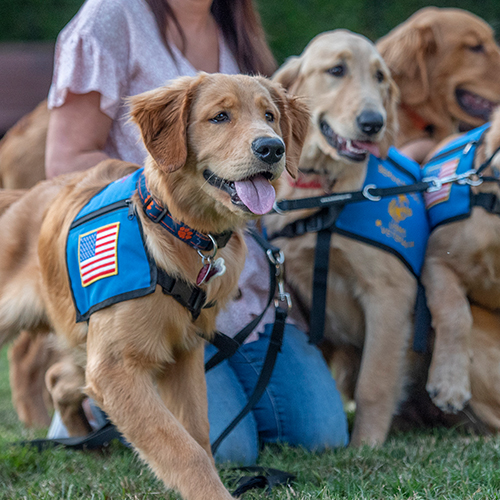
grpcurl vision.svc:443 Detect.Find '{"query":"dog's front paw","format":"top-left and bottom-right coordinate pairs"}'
top-left (426, 365), bottom-right (471, 413)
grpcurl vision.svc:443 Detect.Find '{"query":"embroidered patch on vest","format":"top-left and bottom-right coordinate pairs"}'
top-left (422, 123), bottom-right (490, 230)
top-left (424, 158), bottom-right (459, 209)
top-left (79, 222), bottom-right (120, 287)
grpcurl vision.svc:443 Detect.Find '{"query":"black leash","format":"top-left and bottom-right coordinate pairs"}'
top-left (230, 466), bottom-right (295, 496)
top-left (204, 229), bottom-right (283, 372)
top-left (16, 421), bottom-right (121, 452)
top-left (209, 228), bottom-right (290, 454)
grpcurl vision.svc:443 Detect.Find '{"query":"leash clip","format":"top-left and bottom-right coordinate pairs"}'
top-left (266, 249), bottom-right (292, 310)
top-left (197, 234), bottom-right (218, 264)
top-left (423, 176), bottom-right (442, 192)
top-left (362, 184), bottom-right (382, 201)
top-left (457, 170), bottom-right (483, 187)
top-left (272, 200), bottom-right (286, 214)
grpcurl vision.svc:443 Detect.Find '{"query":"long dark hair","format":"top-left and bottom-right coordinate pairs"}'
top-left (144, 0), bottom-right (276, 77)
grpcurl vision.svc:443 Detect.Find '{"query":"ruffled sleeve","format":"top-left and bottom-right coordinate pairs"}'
top-left (47, 0), bottom-right (130, 119)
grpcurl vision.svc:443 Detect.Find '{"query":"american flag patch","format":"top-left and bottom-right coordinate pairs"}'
top-left (424, 158), bottom-right (459, 209)
top-left (78, 223), bottom-right (120, 287)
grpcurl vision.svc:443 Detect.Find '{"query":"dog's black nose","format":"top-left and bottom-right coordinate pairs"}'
top-left (356, 110), bottom-right (384, 136)
top-left (252, 137), bottom-right (285, 165)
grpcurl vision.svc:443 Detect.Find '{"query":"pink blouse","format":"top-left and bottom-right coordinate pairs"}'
top-left (47, 0), bottom-right (239, 165)
top-left (47, 0), bottom-right (283, 341)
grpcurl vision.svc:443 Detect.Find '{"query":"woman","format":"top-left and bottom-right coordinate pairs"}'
top-left (45, 0), bottom-right (348, 464)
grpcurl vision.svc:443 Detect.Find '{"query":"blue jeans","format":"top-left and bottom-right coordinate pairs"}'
top-left (206, 323), bottom-right (349, 465)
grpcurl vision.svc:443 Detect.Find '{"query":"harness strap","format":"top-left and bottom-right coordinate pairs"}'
top-left (309, 228), bottom-right (333, 345)
top-left (269, 206), bottom-right (342, 241)
top-left (269, 203), bottom-right (430, 352)
top-left (413, 283), bottom-right (431, 353)
top-left (472, 192), bottom-right (500, 215)
top-left (138, 172), bottom-right (232, 252)
top-left (156, 268), bottom-right (209, 320)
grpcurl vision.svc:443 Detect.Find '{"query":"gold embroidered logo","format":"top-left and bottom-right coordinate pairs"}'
top-left (376, 195), bottom-right (415, 249)
top-left (389, 195), bottom-right (412, 222)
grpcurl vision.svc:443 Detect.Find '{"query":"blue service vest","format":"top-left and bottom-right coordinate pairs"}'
top-left (422, 124), bottom-right (490, 230)
top-left (334, 147), bottom-right (429, 277)
top-left (66, 168), bottom-right (157, 322)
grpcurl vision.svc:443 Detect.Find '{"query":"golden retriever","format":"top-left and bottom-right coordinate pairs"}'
top-left (265, 30), bottom-right (407, 446)
top-left (421, 107), bottom-right (500, 419)
top-left (377, 7), bottom-right (500, 161)
top-left (0, 73), bottom-right (308, 500)
top-left (0, 100), bottom-right (48, 189)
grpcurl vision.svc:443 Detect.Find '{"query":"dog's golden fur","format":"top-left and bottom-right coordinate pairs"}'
top-left (421, 107), bottom-right (500, 424)
top-left (0, 100), bottom-right (49, 189)
top-left (377, 7), bottom-right (500, 151)
top-left (265, 30), bottom-right (406, 446)
top-left (0, 73), bottom-right (308, 500)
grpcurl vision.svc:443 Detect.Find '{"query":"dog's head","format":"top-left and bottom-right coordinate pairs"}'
top-left (273, 30), bottom-right (398, 167)
top-left (377, 7), bottom-right (500, 129)
top-left (129, 73), bottom-right (309, 230)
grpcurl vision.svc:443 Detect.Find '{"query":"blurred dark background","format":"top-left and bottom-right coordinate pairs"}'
top-left (1, 0), bottom-right (500, 135)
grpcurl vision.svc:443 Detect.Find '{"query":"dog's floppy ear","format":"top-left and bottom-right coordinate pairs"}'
top-left (129, 74), bottom-right (205, 172)
top-left (259, 78), bottom-right (310, 179)
top-left (272, 56), bottom-right (303, 94)
top-left (377, 24), bottom-right (437, 106)
top-left (378, 72), bottom-right (400, 159)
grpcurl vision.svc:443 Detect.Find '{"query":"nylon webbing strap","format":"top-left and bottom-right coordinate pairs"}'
top-left (15, 422), bottom-right (121, 451)
top-left (156, 268), bottom-right (207, 320)
top-left (309, 228), bottom-right (333, 345)
top-left (472, 192), bottom-right (500, 215)
top-left (273, 181), bottom-right (430, 213)
top-left (230, 466), bottom-right (295, 496)
top-left (412, 282), bottom-right (431, 353)
top-left (211, 306), bottom-right (287, 455)
top-left (204, 228), bottom-right (280, 372)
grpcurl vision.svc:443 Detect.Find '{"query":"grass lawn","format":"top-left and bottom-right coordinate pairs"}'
top-left (2, 346), bottom-right (500, 499)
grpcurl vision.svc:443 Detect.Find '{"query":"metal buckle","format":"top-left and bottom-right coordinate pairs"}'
top-left (423, 176), bottom-right (442, 193)
top-left (362, 184), bottom-right (381, 201)
top-left (150, 205), bottom-right (168, 223)
top-left (272, 200), bottom-right (286, 214)
top-left (197, 234), bottom-right (218, 263)
top-left (266, 249), bottom-right (292, 310)
top-left (457, 170), bottom-right (483, 187)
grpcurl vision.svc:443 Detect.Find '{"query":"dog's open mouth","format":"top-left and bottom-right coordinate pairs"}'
top-left (456, 88), bottom-right (497, 121)
top-left (320, 120), bottom-right (380, 161)
top-left (203, 170), bottom-right (275, 215)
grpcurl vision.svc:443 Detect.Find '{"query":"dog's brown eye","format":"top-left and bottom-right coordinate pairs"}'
top-left (265, 112), bottom-right (274, 122)
top-left (210, 112), bottom-right (230, 123)
top-left (469, 44), bottom-right (485, 53)
top-left (375, 70), bottom-right (384, 83)
top-left (327, 64), bottom-right (345, 77)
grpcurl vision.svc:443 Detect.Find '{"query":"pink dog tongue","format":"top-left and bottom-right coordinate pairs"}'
top-left (352, 141), bottom-right (381, 157)
top-left (234, 175), bottom-right (276, 215)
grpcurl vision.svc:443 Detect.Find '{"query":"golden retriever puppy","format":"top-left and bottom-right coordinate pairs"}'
top-left (0, 100), bottom-right (48, 189)
top-left (377, 7), bottom-right (500, 160)
top-left (421, 107), bottom-right (500, 416)
top-left (265, 30), bottom-right (415, 446)
top-left (0, 73), bottom-right (308, 500)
